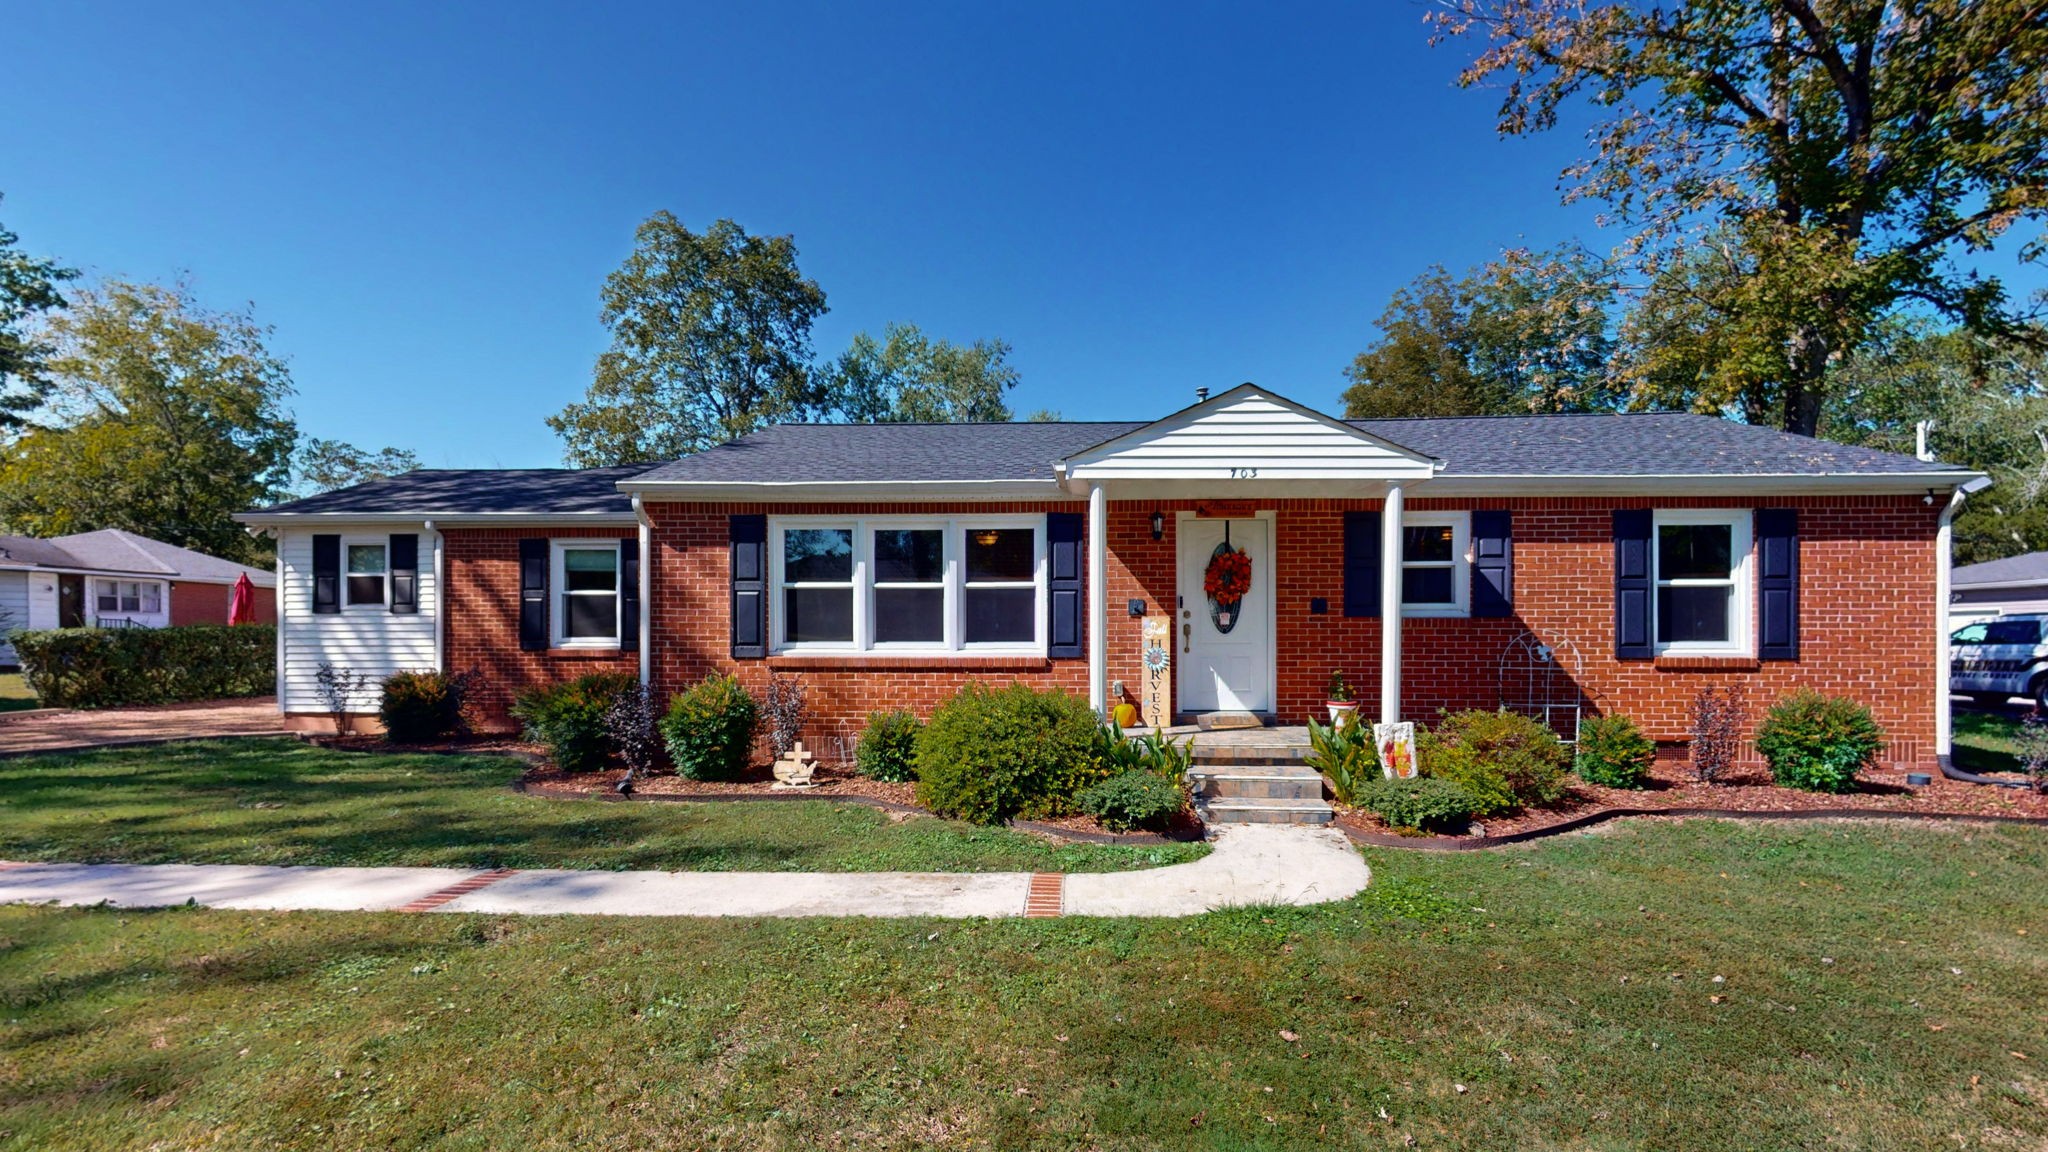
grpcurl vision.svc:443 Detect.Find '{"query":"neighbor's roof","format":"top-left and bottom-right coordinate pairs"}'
top-left (241, 467), bottom-right (645, 519)
top-left (0, 528), bottom-right (274, 586)
top-left (1953, 551), bottom-right (2048, 589)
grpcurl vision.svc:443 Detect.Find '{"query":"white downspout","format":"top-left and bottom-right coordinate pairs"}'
top-left (1088, 482), bottom-right (1107, 716)
top-left (1379, 483), bottom-right (1405, 728)
top-left (424, 520), bottom-right (444, 672)
top-left (633, 494), bottom-right (653, 687)
top-left (1936, 476), bottom-right (1993, 763)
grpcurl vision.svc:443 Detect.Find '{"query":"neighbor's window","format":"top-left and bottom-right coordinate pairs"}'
top-left (1653, 510), bottom-right (1752, 653)
top-left (94, 580), bottom-right (162, 615)
top-left (552, 541), bottom-right (621, 647)
top-left (1399, 513), bottom-right (1470, 617)
top-left (771, 517), bottom-right (1044, 653)
top-left (346, 543), bottom-right (387, 606)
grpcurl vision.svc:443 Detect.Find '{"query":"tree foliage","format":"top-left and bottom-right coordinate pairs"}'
top-left (0, 196), bottom-right (78, 431)
top-left (1433, 0), bottom-right (2048, 434)
top-left (1342, 246), bottom-right (1620, 418)
top-left (293, 437), bottom-right (421, 495)
top-left (0, 280), bottom-right (296, 563)
top-left (548, 214), bottom-right (830, 466)
top-left (821, 322), bottom-right (1020, 423)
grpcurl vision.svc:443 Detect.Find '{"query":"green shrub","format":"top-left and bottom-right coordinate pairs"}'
top-left (1303, 715), bottom-right (1380, 805)
top-left (378, 669), bottom-right (476, 743)
top-left (9, 624), bottom-right (276, 709)
top-left (1093, 722), bottom-right (1195, 779)
top-left (913, 682), bottom-right (1105, 825)
top-left (1420, 709), bottom-right (1571, 817)
top-left (660, 674), bottom-right (760, 782)
top-left (511, 671), bottom-right (640, 773)
top-left (1575, 713), bottom-right (1656, 789)
top-left (1754, 689), bottom-right (1887, 793)
top-left (1077, 770), bottom-right (1188, 832)
top-left (856, 710), bottom-right (922, 782)
top-left (1357, 776), bottom-right (1476, 833)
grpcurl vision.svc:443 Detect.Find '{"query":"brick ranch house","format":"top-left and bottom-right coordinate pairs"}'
top-left (235, 385), bottom-right (1988, 769)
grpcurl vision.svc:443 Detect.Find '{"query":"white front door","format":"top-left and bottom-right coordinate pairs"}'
top-left (1178, 516), bottom-right (1273, 713)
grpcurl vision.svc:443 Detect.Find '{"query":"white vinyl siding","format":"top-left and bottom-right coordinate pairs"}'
top-left (1062, 388), bottom-right (1436, 483)
top-left (277, 526), bottom-right (437, 712)
top-left (0, 571), bottom-right (27, 665)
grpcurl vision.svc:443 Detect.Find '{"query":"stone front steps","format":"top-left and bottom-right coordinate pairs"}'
top-left (1186, 735), bottom-right (1333, 826)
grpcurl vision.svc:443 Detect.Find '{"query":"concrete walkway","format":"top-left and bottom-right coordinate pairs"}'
top-left (0, 697), bottom-right (287, 756)
top-left (0, 824), bottom-right (1370, 919)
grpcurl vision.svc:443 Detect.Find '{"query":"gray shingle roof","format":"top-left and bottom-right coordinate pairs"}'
top-left (1953, 551), bottom-right (2048, 588)
top-left (630, 422), bottom-right (1141, 484)
top-left (248, 467), bottom-right (644, 516)
top-left (0, 529), bottom-right (274, 586)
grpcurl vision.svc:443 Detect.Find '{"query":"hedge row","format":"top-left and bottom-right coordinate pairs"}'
top-left (8, 625), bottom-right (277, 709)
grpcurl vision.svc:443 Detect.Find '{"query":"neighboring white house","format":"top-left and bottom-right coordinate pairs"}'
top-left (0, 529), bottom-right (277, 666)
top-left (1949, 551), bottom-right (2048, 631)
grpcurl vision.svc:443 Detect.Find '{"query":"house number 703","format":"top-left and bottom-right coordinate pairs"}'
top-left (1228, 467), bottom-right (1259, 479)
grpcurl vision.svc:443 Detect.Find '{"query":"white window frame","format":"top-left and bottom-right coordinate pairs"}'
top-left (341, 538), bottom-right (389, 610)
top-left (1652, 509), bottom-right (1753, 656)
top-left (769, 515), bottom-right (1047, 656)
top-left (550, 539), bottom-right (623, 650)
top-left (93, 578), bottom-right (164, 617)
top-left (1400, 511), bottom-right (1471, 618)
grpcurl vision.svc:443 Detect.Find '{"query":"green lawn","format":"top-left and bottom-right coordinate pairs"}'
top-left (1954, 708), bottom-right (2027, 773)
top-left (0, 671), bottom-right (37, 714)
top-left (0, 819), bottom-right (2041, 1149)
top-left (0, 739), bottom-right (1204, 874)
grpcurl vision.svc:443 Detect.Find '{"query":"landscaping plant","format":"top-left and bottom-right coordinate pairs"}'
top-left (604, 681), bottom-right (665, 793)
top-left (1419, 709), bottom-right (1570, 817)
top-left (1754, 689), bottom-right (1886, 793)
top-left (11, 624), bottom-right (276, 709)
top-left (511, 671), bottom-right (641, 773)
top-left (1687, 685), bottom-right (1746, 782)
top-left (855, 710), bottom-right (922, 783)
top-left (914, 682), bottom-right (1105, 825)
top-left (1093, 722), bottom-right (1194, 780)
top-left (1574, 713), bottom-right (1656, 789)
top-left (660, 673), bottom-right (760, 782)
top-left (1076, 770), bottom-right (1188, 832)
top-left (1303, 715), bottom-right (1380, 805)
top-left (762, 671), bottom-right (809, 758)
top-left (377, 669), bottom-right (478, 743)
top-left (314, 662), bottom-right (372, 737)
top-left (2018, 712), bottom-right (2048, 794)
top-left (1356, 776), bottom-right (1476, 833)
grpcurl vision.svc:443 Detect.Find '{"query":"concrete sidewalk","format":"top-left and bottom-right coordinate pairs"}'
top-left (0, 824), bottom-right (1370, 919)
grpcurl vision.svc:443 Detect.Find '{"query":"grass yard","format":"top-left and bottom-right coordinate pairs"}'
top-left (0, 819), bottom-right (2041, 1149)
top-left (0, 739), bottom-right (1204, 874)
top-left (1955, 708), bottom-right (2026, 773)
top-left (0, 672), bottom-right (37, 714)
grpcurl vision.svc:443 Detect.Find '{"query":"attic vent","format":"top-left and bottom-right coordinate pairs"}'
top-left (1195, 388), bottom-right (1209, 402)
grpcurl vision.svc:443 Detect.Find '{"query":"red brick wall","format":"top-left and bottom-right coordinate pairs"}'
top-left (442, 526), bottom-right (640, 725)
top-left (169, 581), bottom-right (276, 626)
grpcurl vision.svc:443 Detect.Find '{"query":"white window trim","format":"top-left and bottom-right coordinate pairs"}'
top-left (1653, 508), bottom-right (1754, 656)
top-left (341, 537), bottom-right (389, 611)
top-left (1400, 511), bottom-right (1471, 618)
top-left (93, 578), bottom-right (164, 618)
top-left (769, 515), bottom-right (1047, 656)
top-left (550, 539), bottom-right (623, 650)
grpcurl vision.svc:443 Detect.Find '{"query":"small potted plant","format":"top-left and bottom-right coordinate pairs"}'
top-left (1326, 670), bottom-right (1359, 726)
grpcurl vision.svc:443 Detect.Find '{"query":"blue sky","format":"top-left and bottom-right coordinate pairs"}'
top-left (0, 3), bottom-right (1818, 466)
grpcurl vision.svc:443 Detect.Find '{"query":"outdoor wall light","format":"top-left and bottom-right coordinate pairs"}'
top-left (1150, 510), bottom-right (1165, 540)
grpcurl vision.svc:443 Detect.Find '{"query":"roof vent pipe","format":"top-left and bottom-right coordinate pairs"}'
top-left (1195, 387), bottom-right (1209, 402)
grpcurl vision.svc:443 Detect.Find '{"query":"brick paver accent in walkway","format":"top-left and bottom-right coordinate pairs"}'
top-left (399, 868), bottom-right (519, 912)
top-left (0, 698), bottom-right (287, 756)
top-left (1024, 872), bottom-right (1065, 917)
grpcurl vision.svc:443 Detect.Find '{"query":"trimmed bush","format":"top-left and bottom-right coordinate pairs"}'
top-left (1077, 770), bottom-right (1188, 832)
top-left (9, 624), bottom-right (275, 709)
top-left (856, 710), bottom-right (922, 782)
top-left (1420, 709), bottom-right (1571, 817)
top-left (913, 682), bottom-right (1105, 825)
top-left (1755, 689), bottom-right (1887, 793)
top-left (511, 671), bottom-right (640, 773)
top-left (1575, 713), bottom-right (1656, 789)
top-left (378, 669), bottom-right (476, 743)
top-left (660, 674), bottom-right (760, 782)
top-left (1357, 776), bottom-right (1476, 833)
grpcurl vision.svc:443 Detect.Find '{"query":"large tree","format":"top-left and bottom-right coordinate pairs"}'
top-left (549, 213), bottom-right (830, 466)
top-left (292, 438), bottom-right (421, 495)
top-left (821, 322), bottom-right (1021, 423)
top-left (1434, 0), bottom-right (2048, 435)
top-left (1342, 246), bottom-right (1620, 418)
top-left (0, 280), bottom-right (297, 564)
top-left (0, 196), bottom-right (78, 431)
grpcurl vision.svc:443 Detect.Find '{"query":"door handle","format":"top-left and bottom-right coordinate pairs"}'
top-left (1182, 622), bottom-right (1191, 653)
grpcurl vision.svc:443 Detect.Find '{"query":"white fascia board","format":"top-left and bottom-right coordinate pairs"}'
top-left (1414, 471), bottom-right (1987, 497)
top-left (233, 511), bottom-right (638, 527)
top-left (617, 479), bottom-right (1071, 502)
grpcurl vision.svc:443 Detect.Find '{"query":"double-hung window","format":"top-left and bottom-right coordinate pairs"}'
top-left (1399, 512), bottom-right (1470, 617)
top-left (552, 541), bottom-right (622, 647)
top-left (1653, 510), bottom-right (1752, 654)
top-left (94, 580), bottom-right (162, 615)
top-left (771, 516), bottom-right (1045, 654)
top-left (345, 543), bottom-right (387, 607)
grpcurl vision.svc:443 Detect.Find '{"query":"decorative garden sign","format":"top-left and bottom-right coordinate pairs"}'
top-left (1141, 615), bottom-right (1172, 728)
top-left (1374, 722), bottom-right (1418, 779)
top-left (1203, 522), bottom-right (1252, 634)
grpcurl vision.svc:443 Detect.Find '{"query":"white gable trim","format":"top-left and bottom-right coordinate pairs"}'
top-left (1058, 384), bottom-right (1439, 483)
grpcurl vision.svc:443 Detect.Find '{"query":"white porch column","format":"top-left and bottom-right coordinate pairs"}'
top-left (1379, 482), bottom-right (1404, 728)
top-left (1088, 482), bottom-right (1108, 716)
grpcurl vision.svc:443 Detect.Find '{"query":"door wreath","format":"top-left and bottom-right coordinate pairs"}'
top-left (1203, 523), bottom-right (1252, 634)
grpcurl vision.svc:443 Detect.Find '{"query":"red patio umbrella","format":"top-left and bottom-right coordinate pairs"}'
top-left (228, 572), bottom-right (257, 625)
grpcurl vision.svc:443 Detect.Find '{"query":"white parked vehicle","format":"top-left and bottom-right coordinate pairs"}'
top-left (1949, 614), bottom-right (2048, 709)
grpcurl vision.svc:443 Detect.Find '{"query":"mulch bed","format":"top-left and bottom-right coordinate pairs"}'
top-left (1335, 759), bottom-right (2048, 849)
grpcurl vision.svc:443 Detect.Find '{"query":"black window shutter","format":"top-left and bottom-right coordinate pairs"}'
top-left (620, 536), bottom-right (641, 654)
top-left (1756, 508), bottom-right (1799, 661)
top-left (311, 534), bottom-right (340, 615)
top-left (388, 533), bottom-right (419, 615)
top-left (518, 538), bottom-right (548, 652)
top-left (729, 515), bottom-right (767, 659)
top-left (1046, 512), bottom-right (1084, 659)
top-left (1471, 510), bottom-right (1512, 618)
top-left (1613, 509), bottom-right (1653, 660)
top-left (1342, 511), bottom-right (1382, 617)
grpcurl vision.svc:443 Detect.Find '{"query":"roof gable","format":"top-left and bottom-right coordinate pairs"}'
top-left (1060, 384), bottom-right (1438, 483)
